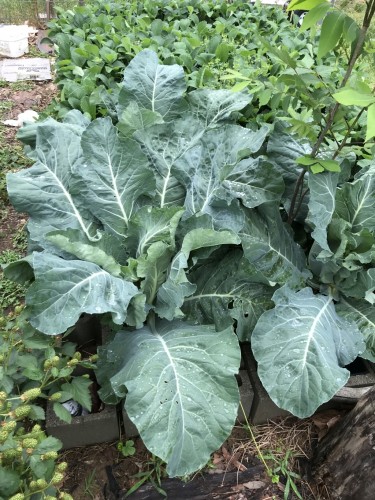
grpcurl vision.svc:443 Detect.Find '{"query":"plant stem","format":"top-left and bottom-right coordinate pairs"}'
top-left (332, 107), bottom-right (366, 159)
top-left (287, 168), bottom-right (306, 225)
top-left (239, 401), bottom-right (273, 477)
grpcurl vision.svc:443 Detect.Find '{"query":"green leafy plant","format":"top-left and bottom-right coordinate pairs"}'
top-left (5, 45), bottom-right (375, 479)
top-left (0, 307), bottom-right (95, 499)
top-left (117, 439), bottom-right (136, 457)
top-left (47, 0), bottom-right (372, 141)
top-left (125, 454), bottom-right (167, 498)
top-left (263, 450), bottom-right (303, 500)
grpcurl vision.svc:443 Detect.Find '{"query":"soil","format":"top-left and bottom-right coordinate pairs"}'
top-left (59, 416), bottom-right (327, 499)
top-left (0, 79), bottom-right (57, 254)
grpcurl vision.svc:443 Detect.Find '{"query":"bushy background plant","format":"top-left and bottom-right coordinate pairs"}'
top-left (0, 308), bottom-right (95, 499)
top-left (47, 0), bottom-right (373, 146)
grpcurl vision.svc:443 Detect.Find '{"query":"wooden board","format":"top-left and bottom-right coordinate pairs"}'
top-left (122, 465), bottom-right (272, 499)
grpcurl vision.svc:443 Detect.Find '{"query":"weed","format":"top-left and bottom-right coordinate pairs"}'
top-left (0, 99), bottom-right (13, 116)
top-left (117, 439), bottom-right (136, 457)
top-left (83, 468), bottom-right (97, 499)
top-left (12, 224), bottom-right (28, 253)
top-left (0, 249), bottom-right (26, 310)
top-left (0, 80), bottom-right (35, 91)
top-left (125, 455), bottom-right (167, 498)
top-left (240, 402), bottom-right (303, 500)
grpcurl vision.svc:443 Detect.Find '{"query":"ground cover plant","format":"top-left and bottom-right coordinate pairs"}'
top-left (0, 308), bottom-right (95, 499)
top-left (46, 0), bottom-right (374, 147)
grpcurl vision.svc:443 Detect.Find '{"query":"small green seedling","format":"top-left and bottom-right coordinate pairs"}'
top-left (117, 439), bottom-right (136, 457)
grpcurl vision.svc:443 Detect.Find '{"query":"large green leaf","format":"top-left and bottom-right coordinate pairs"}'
top-left (336, 297), bottom-right (375, 362)
top-left (26, 253), bottom-right (140, 334)
top-left (240, 206), bottom-right (309, 286)
top-left (252, 286), bottom-right (365, 417)
top-left (185, 250), bottom-right (273, 341)
top-left (6, 120), bottom-right (95, 245)
top-left (222, 157), bottom-right (284, 208)
top-left (81, 117), bottom-right (155, 237)
top-left (102, 321), bottom-right (241, 476)
top-left (335, 165), bottom-right (375, 232)
top-left (118, 49), bottom-right (186, 119)
top-left (135, 116), bottom-right (203, 207)
top-left (306, 171), bottom-right (339, 253)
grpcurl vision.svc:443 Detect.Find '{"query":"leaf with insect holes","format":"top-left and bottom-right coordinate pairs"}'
top-left (252, 286), bottom-right (365, 417)
top-left (99, 320), bottom-right (240, 477)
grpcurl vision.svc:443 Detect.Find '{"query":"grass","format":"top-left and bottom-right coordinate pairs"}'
top-left (0, 80), bottom-right (36, 91)
top-left (0, 83), bottom-right (32, 311)
top-left (0, 0), bottom-right (85, 25)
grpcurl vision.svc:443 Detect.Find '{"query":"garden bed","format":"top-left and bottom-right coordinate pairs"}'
top-left (1, 1), bottom-right (375, 498)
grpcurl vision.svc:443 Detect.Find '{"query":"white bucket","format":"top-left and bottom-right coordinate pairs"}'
top-left (0, 25), bottom-right (29, 58)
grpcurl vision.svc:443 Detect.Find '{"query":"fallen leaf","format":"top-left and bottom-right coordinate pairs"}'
top-left (243, 480), bottom-right (265, 490)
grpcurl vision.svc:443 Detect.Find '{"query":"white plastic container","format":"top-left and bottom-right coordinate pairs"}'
top-left (0, 25), bottom-right (29, 58)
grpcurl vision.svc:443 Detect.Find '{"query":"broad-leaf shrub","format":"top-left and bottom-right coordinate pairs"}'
top-left (5, 51), bottom-right (374, 476)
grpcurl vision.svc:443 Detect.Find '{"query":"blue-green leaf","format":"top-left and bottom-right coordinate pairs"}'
top-left (26, 253), bottom-right (140, 334)
top-left (101, 321), bottom-right (240, 477)
top-left (252, 286), bottom-right (365, 417)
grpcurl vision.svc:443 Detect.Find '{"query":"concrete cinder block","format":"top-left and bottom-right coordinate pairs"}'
top-left (122, 407), bottom-right (139, 439)
top-left (121, 370), bottom-right (254, 438)
top-left (46, 403), bottom-right (120, 449)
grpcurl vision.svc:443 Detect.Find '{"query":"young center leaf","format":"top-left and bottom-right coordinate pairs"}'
top-left (306, 170), bottom-right (339, 253)
top-left (336, 297), bottom-right (375, 362)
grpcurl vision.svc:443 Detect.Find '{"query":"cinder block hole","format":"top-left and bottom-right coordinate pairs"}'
top-left (345, 358), bottom-right (369, 375)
